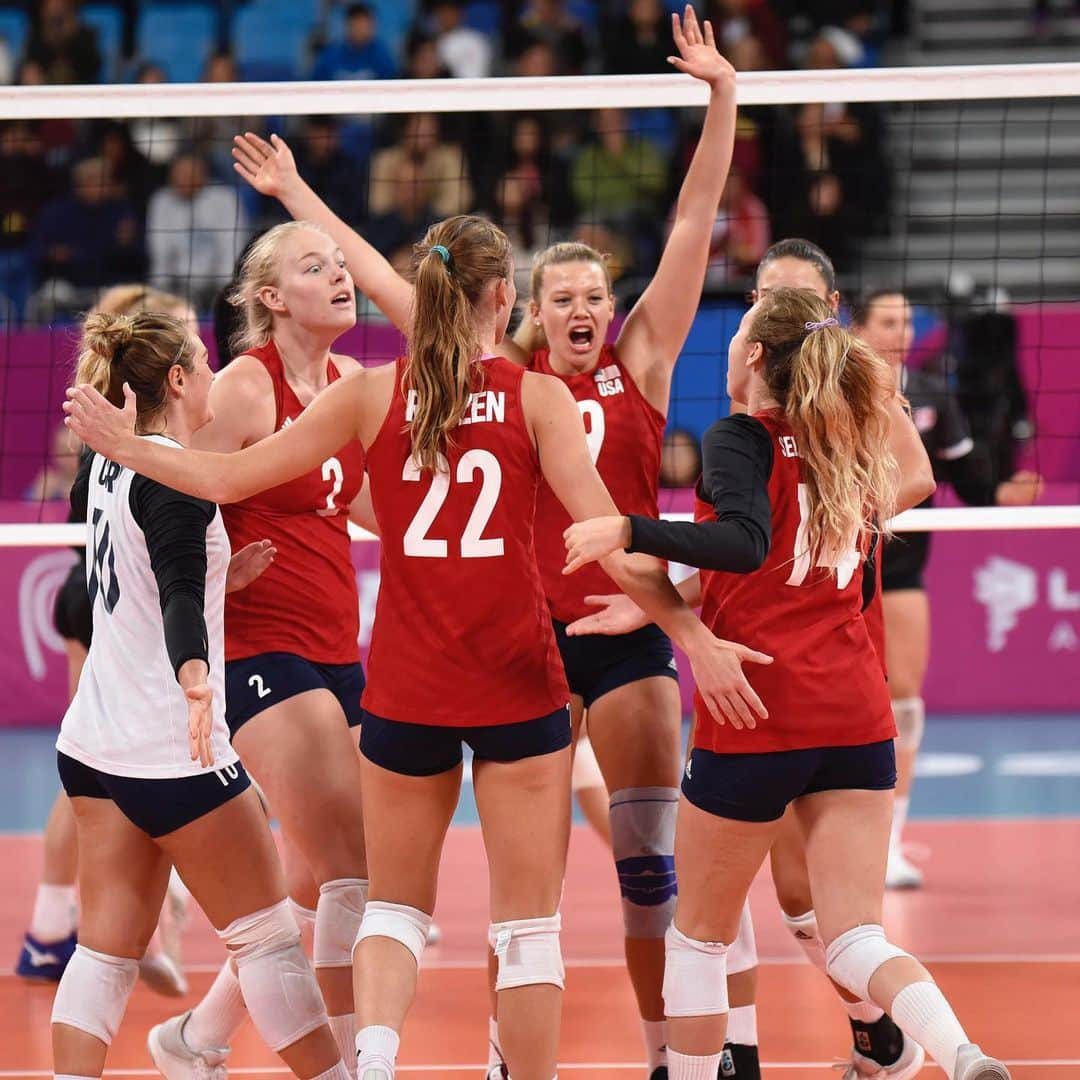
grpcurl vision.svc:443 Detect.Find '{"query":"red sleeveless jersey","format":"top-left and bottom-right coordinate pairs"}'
top-left (361, 357), bottom-right (569, 727)
top-left (222, 340), bottom-right (365, 664)
top-left (693, 410), bottom-right (895, 755)
top-left (529, 345), bottom-right (666, 623)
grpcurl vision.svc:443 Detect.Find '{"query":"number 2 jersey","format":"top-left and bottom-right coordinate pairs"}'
top-left (362, 356), bottom-right (568, 727)
top-left (221, 340), bottom-right (365, 664)
top-left (529, 345), bottom-right (666, 624)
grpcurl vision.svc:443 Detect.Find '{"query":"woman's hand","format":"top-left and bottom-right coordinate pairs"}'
top-left (563, 516), bottom-right (631, 575)
top-left (686, 633), bottom-right (773, 730)
top-left (564, 593), bottom-right (649, 637)
top-left (185, 684), bottom-right (215, 768)
top-left (64, 383), bottom-right (137, 462)
top-left (232, 132), bottom-right (302, 202)
top-left (225, 540), bottom-right (276, 594)
top-left (668, 4), bottom-right (735, 94)
top-left (995, 470), bottom-right (1044, 506)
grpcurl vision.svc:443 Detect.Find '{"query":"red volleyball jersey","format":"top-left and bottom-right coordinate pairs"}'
top-left (529, 345), bottom-right (666, 623)
top-left (361, 357), bottom-right (569, 726)
top-left (863, 543), bottom-right (888, 679)
top-left (693, 410), bottom-right (895, 755)
top-left (222, 340), bottom-right (365, 664)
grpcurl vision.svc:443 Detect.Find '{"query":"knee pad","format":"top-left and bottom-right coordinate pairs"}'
top-left (289, 897), bottom-right (317, 933)
top-left (219, 899), bottom-right (327, 1052)
top-left (892, 697), bottom-right (925, 752)
top-left (314, 877), bottom-right (369, 969)
top-left (727, 899), bottom-right (757, 975)
top-left (609, 787), bottom-right (678, 939)
top-left (825, 924), bottom-right (912, 1002)
top-left (662, 923), bottom-right (729, 1017)
top-left (51, 945), bottom-right (138, 1045)
top-left (489, 913), bottom-right (564, 991)
top-left (355, 900), bottom-right (431, 966)
top-left (781, 909), bottom-right (827, 974)
top-left (571, 736), bottom-right (604, 793)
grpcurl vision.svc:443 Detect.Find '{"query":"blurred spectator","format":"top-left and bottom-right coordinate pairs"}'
top-left (709, 0), bottom-right (787, 69)
top-left (92, 119), bottom-right (158, 215)
top-left (660, 428), bottom-right (702, 488)
top-left (312, 3), bottom-right (397, 80)
top-left (25, 0), bottom-right (101, 85)
top-left (204, 51), bottom-right (238, 83)
top-left (506, 0), bottom-right (590, 76)
top-left (291, 117), bottom-right (365, 225)
top-left (571, 107), bottom-right (667, 223)
top-left (405, 35), bottom-right (451, 79)
top-left (420, 0), bottom-right (493, 78)
top-left (571, 222), bottom-right (636, 295)
top-left (147, 153), bottom-right (247, 309)
top-left (17, 60), bottom-right (79, 168)
top-left (28, 156), bottom-right (145, 322)
top-left (129, 64), bottom-right (185, 167)
top-left (25, 425), bottom-right (81, 502)
top-left (192, 52), bottom-right (257, 182)
top-left (368, 113), bottom-right (473, 219)
top-left (493, 116), bottom-right (552, 286)
top-left (512, 38), bottom-right (558, 76)
top-left (700, 167), bottom-right (770, 287)
top-left (0, 34), bottom-right (12, 84)
top-left (603, 0), bottom-right (672, 75)
top-left (366, 156), bottom-right (439, 256)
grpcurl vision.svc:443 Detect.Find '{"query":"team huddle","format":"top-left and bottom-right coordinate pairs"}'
top-left (44, 9), bottom-right (1014, 1080)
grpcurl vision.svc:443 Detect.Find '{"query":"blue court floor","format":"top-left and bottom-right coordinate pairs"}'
top-left (1, 714), bottom-right (1078, 832)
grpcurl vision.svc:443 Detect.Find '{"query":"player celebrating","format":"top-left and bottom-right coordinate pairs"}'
top-left (562, 288), bottom-right (1011, 1080)
top-left (51, 310), bottom-right (350, 1080)
top-left (850, 289), bottom-right (1042, 889)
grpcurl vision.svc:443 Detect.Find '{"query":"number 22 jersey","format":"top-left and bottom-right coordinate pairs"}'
top-left (221, 340), bottom-right (365, 665)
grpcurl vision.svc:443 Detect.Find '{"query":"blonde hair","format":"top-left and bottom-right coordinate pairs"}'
top-left (512, 241), bottom-right (613, 354)
top-left (228, 221), bottom-right (330, 354)
top-left (406, 215), bottom-right (512, 472)
top-left (748, 287), bottom-right (898, 572)
top-left (74, 311), bottom-right (197, 430)
top-left (92, 283), bottom-right (191, 320)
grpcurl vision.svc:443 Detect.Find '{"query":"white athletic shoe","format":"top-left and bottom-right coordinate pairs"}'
top-left (360, 1069), bottom-right (393, 1080)
top-left (140, 928), bottom-right (189, 997)
top-left (485, 1067), bottom-right (508, 1080)
top-left (953, 1043), bottom-right (1011, 1080)
top-left (839, 1035), bottom-right (925, 1079)
top-left (885, 847), bottom-right (924, 890)
top-left (148, 1011), bottom-right (229, 1079)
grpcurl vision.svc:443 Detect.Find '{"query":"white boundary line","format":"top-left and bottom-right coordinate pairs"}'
top-left (3, 63), bottom-right (1080, 119)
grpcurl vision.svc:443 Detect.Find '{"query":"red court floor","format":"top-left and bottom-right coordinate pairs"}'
top-left (3, 818), bottom-right (1078, 1078)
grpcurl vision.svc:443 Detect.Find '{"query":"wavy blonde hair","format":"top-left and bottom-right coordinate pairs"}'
top-left (405, 215), bottom-right (512, 473)
top-left (749, 287), bottom-right (898, 571)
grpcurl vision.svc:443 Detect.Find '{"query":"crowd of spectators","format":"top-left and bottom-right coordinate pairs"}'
top-left (0, 0), bottom-right (898, 324)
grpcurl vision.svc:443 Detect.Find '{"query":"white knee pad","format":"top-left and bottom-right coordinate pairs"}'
top-left (489, 913), bottom-right (564, 991)
top-left (609, 787), bottom-right (678, 939)
top-left (662, 923), bottom-right (729, 1017)
top-left (220, 899), bottom-right (327, 1052)
top-left (825, 924), bottom-right (912, 1003)
top-left (355, 900), bottom-right (431, 966)
top-left (892, 697), bottom-right (925, 752)
top-left (289, 897), bottom-right (317, 933)
top-left (51, 945), bottom-right (138, 1045)
top-left (314, 877), bottom-right (369, 969)
top-left (727, 899), bottom-right (758, 975)
top-left (781, 909), bottom-right (827, 974)
top-left (571, 736), bottom-right (604, 793)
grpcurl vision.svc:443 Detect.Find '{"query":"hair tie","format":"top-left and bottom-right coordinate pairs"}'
top-left (804, 317), bottom-right (839, 332)
top-left (430, 244), bottom-right (452, 267)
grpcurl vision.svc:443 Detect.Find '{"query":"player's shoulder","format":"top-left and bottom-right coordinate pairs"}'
top-left (330, 351), bottom-right (363, 375)
top-left (704, 411), bottom-right (775, 450)
top-left (214, 352), bottom-right (276, 399)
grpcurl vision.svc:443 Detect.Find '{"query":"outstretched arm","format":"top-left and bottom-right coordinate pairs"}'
top-left (616, 6), bottom-right (737, 410)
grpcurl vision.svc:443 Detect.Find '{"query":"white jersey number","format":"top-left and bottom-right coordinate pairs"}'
top-left (786, 483), bottom-right (861, 589)
top-left (316, 456), bottom-right (344, 517)
top-left (578, 400), bottom-right (605, 465)
top-left (403, 450), bottom-right (505, 558)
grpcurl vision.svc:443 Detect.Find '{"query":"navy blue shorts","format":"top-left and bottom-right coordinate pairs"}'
top-left (552, 619), bottom-right (677, 708)
top-left (359, 706), bottom-right (572, 777)
top-left (57, 751), bottom-right (251, 838)
top-left (225, 653), bottom-right (365, 736)
top-left (682, 741), bottom-right (897, 823)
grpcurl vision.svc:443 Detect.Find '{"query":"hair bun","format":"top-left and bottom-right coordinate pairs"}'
top-left (82, 311), bottom-right (136, 363)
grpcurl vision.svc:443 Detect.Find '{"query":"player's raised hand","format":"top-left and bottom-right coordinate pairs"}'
top-left (995, 470), bottom-right (1044, 506)
top-left (64, 382), bottom-right (136, 459)
top-left (225, 539), bottom-right (277, 594)
top-left (563, 516), bottom-right (632, 575)
top-left (232, 132), bottom-right (300, 200)
top-left (564, 593), bottom-right (649, 637)
top-left (668, 4), bottom-right (735, 93)
top-left (687, 636), bottom-right (772, 731)
top-left (185, 683), bottom-right (215, 767)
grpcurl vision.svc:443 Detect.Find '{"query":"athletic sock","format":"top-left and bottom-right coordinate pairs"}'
top-left (185, 959), bottom-right (246, 1050)
top-left (356, 1024), bottom-right (399, 1074)
top-left (641, 1018), bottom-right (668, 1070)
top-left (30, 884), bottom-right (78, 942)
top-left (890, 981), bottom-right (968, 1078)
top-left (667, 1048), bottom-right (722, 1080)
top-left (329, 1014), bottom-right (356, 1077)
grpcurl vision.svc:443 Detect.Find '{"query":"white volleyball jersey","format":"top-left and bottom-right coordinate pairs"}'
top-left (58, 437), bottom-right (236, 779)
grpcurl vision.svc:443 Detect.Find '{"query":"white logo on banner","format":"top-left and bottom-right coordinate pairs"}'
top-left (19, 551), bottom-right (78, 680)
top-left (973, 556), bottom-right (1038, 652)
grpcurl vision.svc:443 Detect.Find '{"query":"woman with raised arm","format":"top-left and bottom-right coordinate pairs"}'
top-left (231, 12), bottom-right (738, 1073)
top-left (66, 214), bottom-right (767, 1080)
top-left (562, 288), bottom-right (1011, 1080)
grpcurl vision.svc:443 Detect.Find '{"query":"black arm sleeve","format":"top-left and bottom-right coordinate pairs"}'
top-left (68, 447), bottom-right (93, 525)
top-left (941, 442), bottom-right (997, 506)
top-left (627, 414), bottom-right (773, 572)
top-left (129, 476), bottom-right (216, 678)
